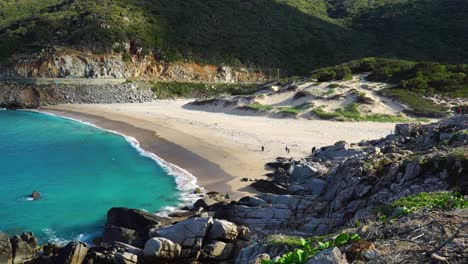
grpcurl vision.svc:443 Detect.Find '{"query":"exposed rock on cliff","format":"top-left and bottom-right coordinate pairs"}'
top-left (1, 48), bottom-right (267, 83)
top-left (0, 82), bottom-right (154, 109)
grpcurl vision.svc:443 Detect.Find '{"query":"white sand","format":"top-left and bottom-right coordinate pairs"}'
top-left (45, 101), bottom-right (398, 198)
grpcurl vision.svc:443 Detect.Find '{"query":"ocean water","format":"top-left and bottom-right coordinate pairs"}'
top-left (0, 110), bottom-right (192, 244)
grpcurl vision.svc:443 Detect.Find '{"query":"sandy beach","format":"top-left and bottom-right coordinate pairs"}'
top-left (44, 100), bottom-right (398, 199)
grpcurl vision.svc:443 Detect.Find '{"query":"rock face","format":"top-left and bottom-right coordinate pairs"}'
top-left (102, 226), bottom-right (144, 248)
top-left (107, 207), bottom-right (171, 232)
top-left (143, 237), bottom-right (181, 262)
top-left (0, 232), bottom-right (12, 264)
top-left (155, 217), bottom-right (213, 248)
top-left (0, 82), bottom-right (154, 109)
top-left (1, 49), bottom-right (266, 83)
top-left (56, 242), bottom-right (88, 264)
top-left (306, 247), bottom-right (348, 264)
top-left (11, 233), bottom-right (38, 264)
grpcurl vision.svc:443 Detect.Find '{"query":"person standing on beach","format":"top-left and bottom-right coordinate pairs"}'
top-left (261, 146), bottom-right (265, 152)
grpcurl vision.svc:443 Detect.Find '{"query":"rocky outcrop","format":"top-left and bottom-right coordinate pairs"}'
top-left (11, 233), bottom-right (38, 264)
top-left (0, 232), bottom-right (12, 264)
top-left (210, 116), bottom-right (467, 238)
top-left (56, 242), bottom-right (88, 264)
top-left (0, 82), bottom-right (154, 109)
top-left (143, 237), bottom-right (181, 262)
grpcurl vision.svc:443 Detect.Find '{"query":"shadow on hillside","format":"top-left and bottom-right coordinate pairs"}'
top-left (351, 0), bottom-right (468, 64)
top-left (0, 0), bottom-right (374, 74)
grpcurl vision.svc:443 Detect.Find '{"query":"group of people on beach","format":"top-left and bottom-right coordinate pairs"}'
top-left (260, 145), bottom-right (318, 155)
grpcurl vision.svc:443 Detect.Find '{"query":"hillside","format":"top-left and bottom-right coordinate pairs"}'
top-left (1, 0), bottom-right (468, 75)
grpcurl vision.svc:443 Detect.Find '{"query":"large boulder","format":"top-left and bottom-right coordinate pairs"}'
top-left (143, 237), bottom-right (181, 261)
top-left (292, 165), bottom-right (319, 182)
top-left (306, 247), bottom-right (348, 264)
top-left (251, 180), bottom-right (288, 194)
top-left (115, 252), bottom-right (138, 264)
top-left (102, 226), bottom-right (144, 248)
top-left (155, 217), bottom-right (213, 248)
top-left (107, 207), bottom-right (171, 232)
top-left (201, 241), bottom-right (234, 261)
top-left (238, 196), bottom-right (268, 207)
top-left (11, 232), bottom-right (38, 264)
top-left (56, 241), bottom-right (88, 264)
top-left (206, 219), bottom-right (239, 241)
top-left (303, 178), bottom-right (327, 195)
top-left (395, 123), bottom-right (421, 138)
top-left (0, 232), bottom-right (12, 264)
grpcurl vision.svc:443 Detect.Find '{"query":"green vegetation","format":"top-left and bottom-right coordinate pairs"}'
top-left (356, 92), bottom-right (374, 104)
top-left (313, 57), bottom-right (468, 116)
top-left (262, 233), bottom-right (361, 264)
top-left (1, 1), bottom-right (468, 74)
top-left (379, 89), bottom-right (448, 117)
top-left (278, 103), bottom-right (312, 116)
top-left (378, 191), bottom-right (468, 220)
top-left (245, 102), bottom-right (312, 116)
top-left (312, 103), bottom-right (408, 122)
top-left (150, 82), bottom-right (257, 99)
top-left (246, 103), bottom-right (275, 112)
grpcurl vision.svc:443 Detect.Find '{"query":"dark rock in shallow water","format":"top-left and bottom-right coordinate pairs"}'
top-left (31, 191), bottom-right (40, 200)
top-left (107, 207), bottom-right (171, 232)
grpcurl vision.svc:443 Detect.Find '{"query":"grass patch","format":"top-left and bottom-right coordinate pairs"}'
top-left (312, 103), bottom-right (409, 122)
top-left (378, 191), bottom-right (468, 220)
top-left (356, 92), bottom-right (374, 104)
top-left (328, 83), bottom-right (340, 88)
top-left (380, 88), bottom-right (448, 117)
top-left (312, 107), bottom-right (341, 120)
top-left (278, 103), bottom-right (312, 116)
top-left (151, 82), bottom-right (257, 99)
top-left (246, 103), bottom-right (275, 112)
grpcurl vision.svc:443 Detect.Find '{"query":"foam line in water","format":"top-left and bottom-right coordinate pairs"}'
top-left (29, 110), bottom-right (205, 210)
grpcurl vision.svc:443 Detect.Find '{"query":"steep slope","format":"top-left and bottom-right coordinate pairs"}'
top-left (1, 0), bottom-right (467, 75)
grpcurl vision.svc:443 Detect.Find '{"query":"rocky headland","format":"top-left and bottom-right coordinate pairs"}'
top-left (1, 115), bottom-right (466, 263)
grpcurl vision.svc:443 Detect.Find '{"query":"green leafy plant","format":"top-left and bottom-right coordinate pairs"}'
top-left (262, 233), bottom-right (361, 264)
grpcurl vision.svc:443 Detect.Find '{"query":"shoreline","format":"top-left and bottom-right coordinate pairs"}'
top-left (41, 108), bottom-right (242, 200)
top-left (44, 101), bottom-right (399, 200)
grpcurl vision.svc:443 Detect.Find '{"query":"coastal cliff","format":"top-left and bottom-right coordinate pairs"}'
top-left (0, 48), bottom-right (267, 83)
top-left (2, 116), bottom-right (466, 263)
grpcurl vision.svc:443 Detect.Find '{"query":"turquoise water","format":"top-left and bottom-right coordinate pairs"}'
top-left (0, 110), bottom-right (182, 244)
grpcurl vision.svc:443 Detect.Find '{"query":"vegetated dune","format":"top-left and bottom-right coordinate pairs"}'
top-left (186, 75), bottom-right (415, 122)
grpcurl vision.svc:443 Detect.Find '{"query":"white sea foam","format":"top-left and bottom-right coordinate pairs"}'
top-left (29, 110), bottom-right (205, 210)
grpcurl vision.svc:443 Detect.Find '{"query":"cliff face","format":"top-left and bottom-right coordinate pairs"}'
top-left (1, 49), bottom-right (267, 83)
